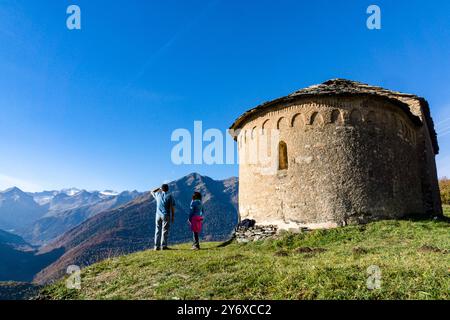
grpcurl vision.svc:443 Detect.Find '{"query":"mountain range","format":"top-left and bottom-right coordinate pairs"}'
top-left (0, 187), bottom-right (47, 232)
top-left (25, 190), bottom-right (141, 245)
top-left (0, 173), bottom-right (239, 285)
top-left (0, 186), bottom-right (141, 245)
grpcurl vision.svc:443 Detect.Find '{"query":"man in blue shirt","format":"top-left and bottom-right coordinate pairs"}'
top-left (151, 184), bottom-right (175, 250)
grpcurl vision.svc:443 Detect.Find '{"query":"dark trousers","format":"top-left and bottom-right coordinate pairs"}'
top-left (193, 232), bottom-right (200, 248)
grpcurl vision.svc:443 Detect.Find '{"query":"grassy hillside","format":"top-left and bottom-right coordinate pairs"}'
top-left (41, 207), bottom-right (449, 300)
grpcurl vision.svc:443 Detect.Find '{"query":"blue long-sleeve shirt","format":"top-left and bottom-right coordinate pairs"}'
top-left (151, 190), bottom-right (175, 216)
top-left (189, 200), bottom-right (204, 221)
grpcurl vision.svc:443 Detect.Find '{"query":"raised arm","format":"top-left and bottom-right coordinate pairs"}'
top-left (151, 187), bottom-right (161, 199)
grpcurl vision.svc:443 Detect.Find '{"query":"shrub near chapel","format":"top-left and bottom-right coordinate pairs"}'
top-left (439, 178), bottom-right (450, 205)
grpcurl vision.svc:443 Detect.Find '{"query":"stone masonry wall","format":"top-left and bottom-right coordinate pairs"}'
top-left (236, 96), bottom-right (425, 230)
top-left (235, 225), bottom-right (278, 243)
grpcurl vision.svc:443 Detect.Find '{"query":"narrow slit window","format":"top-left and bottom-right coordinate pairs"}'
top-left (278, 141), bottom-right (288, 170)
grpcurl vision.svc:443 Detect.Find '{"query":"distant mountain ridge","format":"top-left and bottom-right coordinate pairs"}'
top-left (25, 190), bottom-right (141, 245)
top-left (0, 186), bottom-right (142, 245)
top-left (0, 187), bottom-right (47, 232)
top-left (34, 173), bottom-right (239, 284)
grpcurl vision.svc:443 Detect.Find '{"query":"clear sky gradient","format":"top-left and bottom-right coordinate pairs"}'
top-left (0, 0), bottom-right (449, 192)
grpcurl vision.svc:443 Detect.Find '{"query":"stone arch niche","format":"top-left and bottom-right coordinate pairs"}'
top-left (291, 113), bottom-right (305, 127)
top-left (330, 109), bottom-right (342, 124)
top-left (366, 111), bottom-right (377, 124)
top-left (262, 119), bottom-right (270, 133)
top-left (248, 126), bottom-right (258, 164)
top-left (310, 112), bottom-right (324, 126)
top-left (261, 119), bottom-right (272, 157)
top-left (251, 126), bottom-right (257, 140)
top-left (350, 109), bottom-right (363, 125)
top-left (277, 117), bottom-right (288, 129)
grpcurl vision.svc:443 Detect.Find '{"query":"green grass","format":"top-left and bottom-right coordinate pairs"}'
top-left (41, 207), bottom-right (450, 300)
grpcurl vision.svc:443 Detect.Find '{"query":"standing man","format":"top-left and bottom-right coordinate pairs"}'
top-left (151, 184), bottom-right (175, 250)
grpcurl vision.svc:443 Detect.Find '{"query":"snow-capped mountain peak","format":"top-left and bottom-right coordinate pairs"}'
top-left (100, 190), bottom-right (119, 197)
top-left (61, 188), bottom-right (82, 196)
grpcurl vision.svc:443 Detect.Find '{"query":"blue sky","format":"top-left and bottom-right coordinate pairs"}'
top-left (0, 0), bottom-right (449, 192)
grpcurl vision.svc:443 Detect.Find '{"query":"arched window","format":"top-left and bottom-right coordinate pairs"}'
top-left (278, 141), bottom-right (288, 170)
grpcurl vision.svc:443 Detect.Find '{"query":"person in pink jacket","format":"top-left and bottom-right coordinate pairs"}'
top-left (188, 192), bottom-right (204, 250)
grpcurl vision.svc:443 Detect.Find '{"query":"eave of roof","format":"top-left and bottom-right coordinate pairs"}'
top-left (229, 79), bottom-right (439, 154)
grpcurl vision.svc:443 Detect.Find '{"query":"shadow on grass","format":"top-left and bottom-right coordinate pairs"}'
top-left (164, 245), bottom-right (221, 252)
top-left (399, 212), bottom-right (450, 223)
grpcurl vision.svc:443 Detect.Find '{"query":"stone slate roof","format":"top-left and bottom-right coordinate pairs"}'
top-left (229, 79), bottom-right (439, 154)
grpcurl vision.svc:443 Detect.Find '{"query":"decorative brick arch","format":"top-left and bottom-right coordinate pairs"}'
top-left (291, 113), bottom-right (305, 127)
top-left (366, 111), bottom-right (377, 124)
top-left (310, 112), bottom-right (324, 126)
top-left (350, 109), bottom-right (362, 125)
top-left (261, 119), bottom-right (270, 134)
top-left (277, 117), bottom-right (288, 129)
top-left (251, 126), bottom-right (257, 139)
top-left (330, 109), bottom-right (342, 124)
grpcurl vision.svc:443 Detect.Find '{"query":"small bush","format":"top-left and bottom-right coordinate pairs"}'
top-left (439, 177), bottom-right (450, 205)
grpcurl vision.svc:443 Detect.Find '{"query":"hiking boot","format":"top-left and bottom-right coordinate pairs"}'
top-left (162, 247), bottom-right (171, 251)
top-left (154, 247), bottom-right (161, 251)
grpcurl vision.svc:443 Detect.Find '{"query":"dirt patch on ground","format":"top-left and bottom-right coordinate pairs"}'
top-left (352, 247), bottom-right (369, 255)
top-left (274, 250), bottom-right (289, 257)
top-left (418, 245), bottom-right (448, 254)
top-left (294, 247), bottom-right (327, 255)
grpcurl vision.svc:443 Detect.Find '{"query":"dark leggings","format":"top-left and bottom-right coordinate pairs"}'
top-left (193, 232), bottom-right (200, 248)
